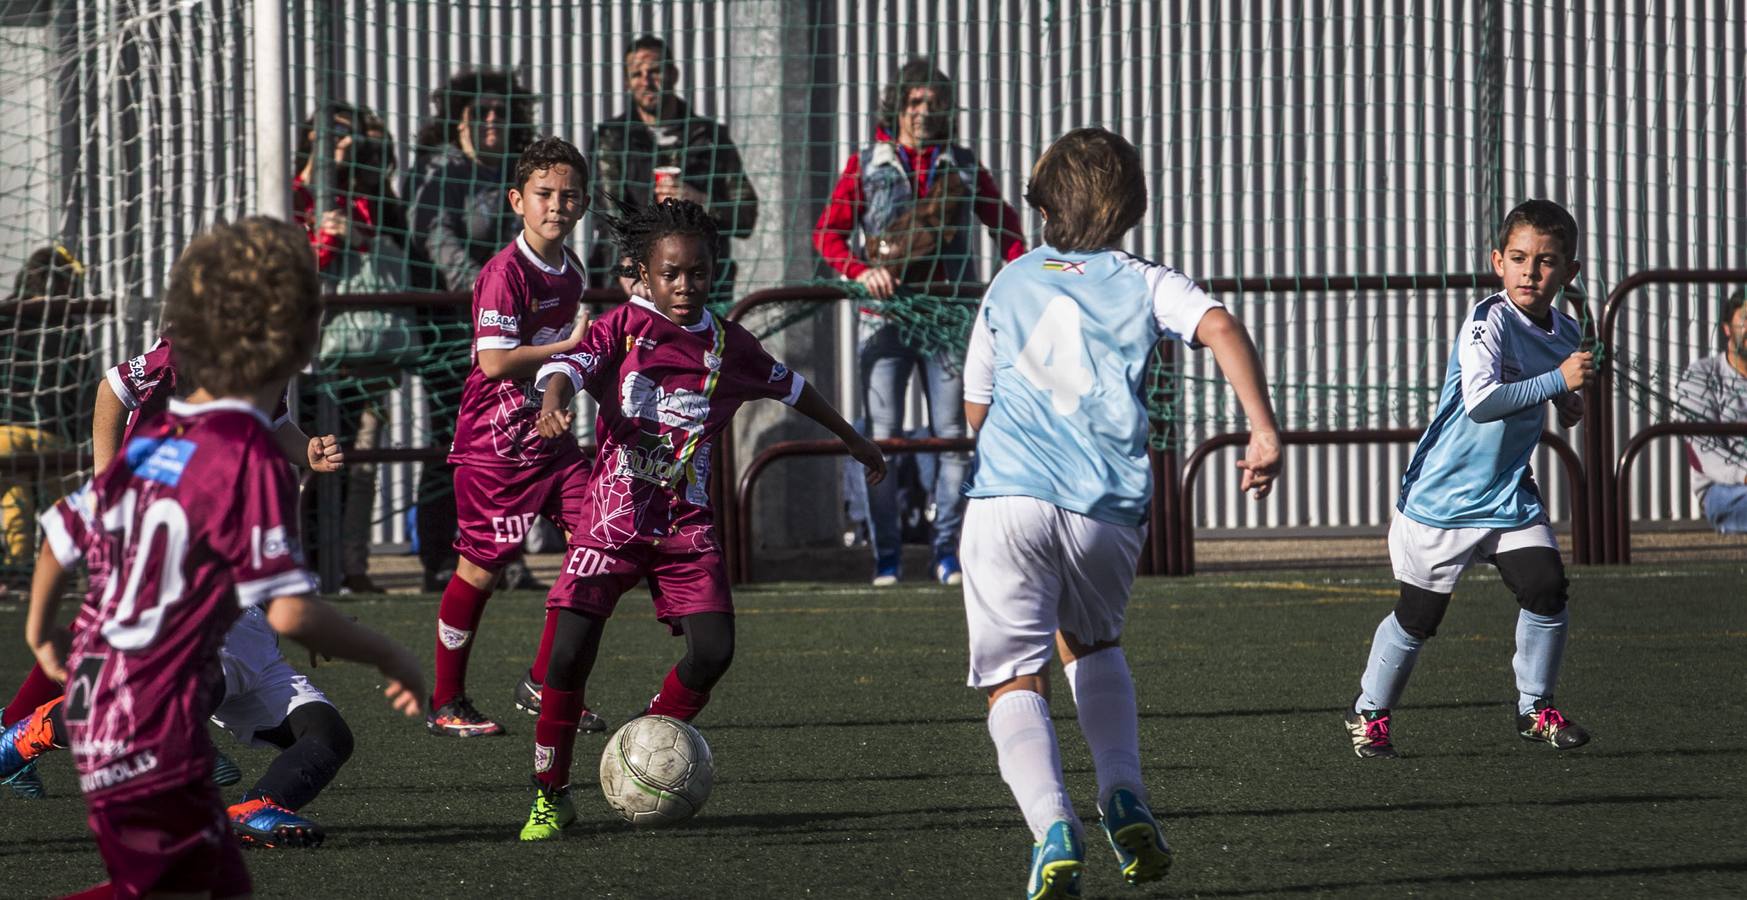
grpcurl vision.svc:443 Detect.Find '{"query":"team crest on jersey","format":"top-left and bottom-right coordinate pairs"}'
top-left (704, 351), bottom-right (722, 371)
top-left (768, 363), bottom-right (788, 382)
top-left (479, 309), bottom-right (519, 331)
top-left (1041, 258), bottom-right (1087, 274)
top-left (128, 437), bottom-right (197, 487)
top-left (1470, 323), bottom-right (1487, 344)
top-left (614, 430), bottom-right (685, 486)
top-left (437, 620), bottom-right (472, 651)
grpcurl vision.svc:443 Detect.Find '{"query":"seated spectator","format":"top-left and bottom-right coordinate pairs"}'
top-left (0, 244), bottom-right (90, 591)
top-left (294, 101), bottom-right (410, 594)
top-left (1675, 289), bottom-right (1747, 533)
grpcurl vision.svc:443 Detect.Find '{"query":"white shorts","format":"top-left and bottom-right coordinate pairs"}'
top-left (1388, 512), bottom-right (1560, 593)
top-left (961, 496), bottom-right (1144, 688)
top-left (210, 608), bottom-right (330, 748)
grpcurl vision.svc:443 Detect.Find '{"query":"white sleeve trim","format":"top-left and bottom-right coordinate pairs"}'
top-left (1130, 256), bottom-right (1222, 347)
top-left (781, 372), bottom-right (806, 406)
top-left (38, 509), bottom-right (82, 568)
top-left (476, 336), bottom-right (521, 352)
top-left (235, 569), bottom-right (318, 609)
top-left (536, 361), bottom-right (585, 395)
top-left (105, 366), bottom-right (140, 410)
top-left (961, 304), bottom-right (996, 405)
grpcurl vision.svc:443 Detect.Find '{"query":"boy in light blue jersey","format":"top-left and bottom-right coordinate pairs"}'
top-left (960, 128), bottom-right (1281, 899)
top-left (1345, 200), bottom-right (1596, 760)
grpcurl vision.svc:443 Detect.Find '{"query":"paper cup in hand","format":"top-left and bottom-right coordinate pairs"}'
top-left (653, 166), bottom-right (682, 187)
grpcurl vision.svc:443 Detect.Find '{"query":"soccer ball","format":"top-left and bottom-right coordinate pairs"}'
top-left (598, 715), bottom-right (714, 827)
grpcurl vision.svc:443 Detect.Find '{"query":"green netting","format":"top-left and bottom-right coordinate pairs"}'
top-left (3, 2), bottom-right (1744, 582)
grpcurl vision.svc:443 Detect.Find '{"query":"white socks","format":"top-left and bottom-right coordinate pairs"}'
top-left (1063, 648), bottom-right (1146, 810)
top-left (1513, 608), bottom-right (1569, 716)
top-left (1357, 613), bottom-right (1424, 712)
top-left (987, 690), bottom-right (1074, 842)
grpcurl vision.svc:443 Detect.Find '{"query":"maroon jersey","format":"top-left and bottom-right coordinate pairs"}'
top-left (64, 398), bottom-right (316, 806)
top-left (106, 337), bottom-right (291, 451)
top-left (450, 236), bottom-right (587, 468)
top-left (538, 297), bottom-right (804, 550)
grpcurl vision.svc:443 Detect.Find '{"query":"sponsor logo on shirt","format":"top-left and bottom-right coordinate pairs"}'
top-left (614, 431), bottom-right (685, 486)
top-left (625, 335), bottom-right (658, 352)
top-left (1041, 258), bottom-right (1087, 274)
top-left (127, 355), bottom-right (147, 381)
top-left (768, 363), bottom-right (788, 383)
top-left (537, 296), bottom-right (563, 311)
top-left (130, 437), bottom-right (197, 487)
top-left (621, 372), bottom-right (708, 434)
top-left (480, 309), bottom-right (519, 332)
top-left (78, 750), bottom-right (158, 793)
top-left (559, 350), bottom-right (599, 374)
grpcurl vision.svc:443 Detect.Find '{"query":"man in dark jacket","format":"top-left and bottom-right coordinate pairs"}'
top-left (589, 35), bottom-right (759, 302)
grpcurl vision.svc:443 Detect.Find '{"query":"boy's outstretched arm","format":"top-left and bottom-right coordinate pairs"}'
top-left (791, 382), bottom-right (887, 484)
top-left (264, 595), bottom-right (426, 717)
top-left (1193, 308), bottom-right (1283, 499)
top-left (23, 545), bottom-right (72, 683)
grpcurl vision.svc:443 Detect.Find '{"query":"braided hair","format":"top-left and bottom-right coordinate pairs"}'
top-left (600, 196), bottom-right (721, 281)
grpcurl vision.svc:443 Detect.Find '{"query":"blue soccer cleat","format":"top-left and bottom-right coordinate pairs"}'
top-left (4, 762), bottom-right (44, 799)
top-left (229, 797), bottom-right (325, 848)
top-left (1099, 787), bottom-right (1173, 885)
top-left (1026, 819), bottom-right (1084, 900)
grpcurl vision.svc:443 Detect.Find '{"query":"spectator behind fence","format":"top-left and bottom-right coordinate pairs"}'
top-left (405, 69), bottom-right (538, 592)
top-left (294, 101), bottom-right (413, 594)
top-left (812, 58), bottom-right (1026, 587)
top-left (0, 245), bottom-right (89, 588)
top-left (1675, 289), bottom-right (1747, 534)
top-left (589, 35), bottom-right (759, 302)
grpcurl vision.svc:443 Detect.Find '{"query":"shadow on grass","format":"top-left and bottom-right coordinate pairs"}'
top-left (701, 698), bottom-right (1503, 731)
top-left (1192, 858), bottom-right (1747, 896)
top-left (1169, 792), bottom-right (1730, 821)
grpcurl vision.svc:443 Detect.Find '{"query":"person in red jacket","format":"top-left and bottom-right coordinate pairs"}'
top-left (812, 58), bottom-right (1025, 587)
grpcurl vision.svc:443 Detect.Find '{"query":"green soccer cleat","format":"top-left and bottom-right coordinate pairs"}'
top-left (1099, 787), bottom-right (1173, 886)
top-left (519, 785), bottom-right (576, 841)
top-left (1026, 819), bottom-right (1084, 900)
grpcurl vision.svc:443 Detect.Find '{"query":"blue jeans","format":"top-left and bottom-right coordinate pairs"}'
top-left (1701, 483), bottom-right (1747, 534)
top-left (860, 319), bottom-right (969, 565)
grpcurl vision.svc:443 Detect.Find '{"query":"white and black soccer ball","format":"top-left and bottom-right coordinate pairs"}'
top-left (598, 715), bottom-right (714, 827)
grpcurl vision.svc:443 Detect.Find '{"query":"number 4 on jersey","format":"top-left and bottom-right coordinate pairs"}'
top-left (1015, 294), bottom-right (1095, 415)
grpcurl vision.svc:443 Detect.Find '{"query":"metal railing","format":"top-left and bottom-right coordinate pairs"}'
top-left (1611, 422), bottom-right (1747, 564)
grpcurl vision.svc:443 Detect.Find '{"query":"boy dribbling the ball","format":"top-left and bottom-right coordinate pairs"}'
top-left (1344, 199), bottom-right (1595, 759)
top-left (517, 198), bottom-right (885, 840)
top-left (960, 128), bottom-right (1282, 898)
top-left (34, 217), bottom-right (425, 898)
top-left (427, 136), bottom-right (608, 737)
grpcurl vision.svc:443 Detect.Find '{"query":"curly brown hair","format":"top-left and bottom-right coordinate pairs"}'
top-left (162, 217), bottom-right (322, 398)
top-left (1024, 127), bottom-right (1148, 252)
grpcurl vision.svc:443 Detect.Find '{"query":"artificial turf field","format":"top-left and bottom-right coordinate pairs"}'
top-left (1, 561), bottom-right (1743, 898)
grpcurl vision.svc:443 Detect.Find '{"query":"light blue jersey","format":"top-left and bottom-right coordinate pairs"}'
top-left (1398, 293), bottom-right (1583, 529)
top-left (962, 245), bottom-right (1221, 526)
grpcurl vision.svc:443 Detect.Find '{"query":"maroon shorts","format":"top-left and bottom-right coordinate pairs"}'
top-left (452, 450), bottom-right (590, 570)
top-left (86, 780), bottom-right (250, 899)
top-left (548, 540), bottom-right (732, 633)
